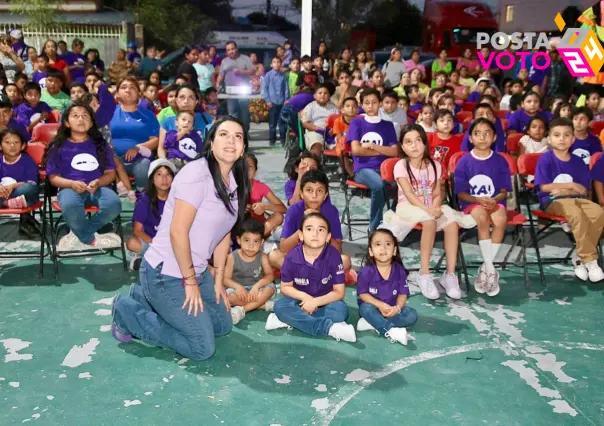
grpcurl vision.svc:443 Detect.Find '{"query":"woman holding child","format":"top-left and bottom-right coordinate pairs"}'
top-left (112, 116), bottom-right (250, 361)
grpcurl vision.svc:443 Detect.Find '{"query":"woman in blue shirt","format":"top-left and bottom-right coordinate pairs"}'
top-left (158, 84), bottom-right (213, 158)
top-left (109, 77), bottom-right (159, 190)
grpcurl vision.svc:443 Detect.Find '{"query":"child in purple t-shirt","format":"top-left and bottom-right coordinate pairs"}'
top-left (454, 118), bottom-right (512, 297)
top-left (356, 229), bottom-right (417, 345)
top-left (126, 159), bottom-right (175, 270)
top-left (266, 212), bottom-right (356, 343)
top-left (570, 107), bottom-right (601, 166)
top-left (536, 118), bottom-right (604, 283)
top-left (14, 82), bottom-right (51, 134)
top-left (0, 129), bottom-right (39, 209)
top-left (159, 111), bottom-right (203, 170)
top-left (45, 104), bottom-right (122, 252)
top-left (507, 91), bottom-right (547, 134)
top-left (32, 56), bottom-right (49, 89)
top-left (284, 152), bottom-right (321, 206)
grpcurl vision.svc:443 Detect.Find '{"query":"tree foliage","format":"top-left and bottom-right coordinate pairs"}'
top-left (246, 12), bottom-right (299, 31)
top-left (10, 0), bottom-right (61, 29)
top-left (128, 0), bottom-right (214, 49)
top-left (357, 0), bottom-right (423, 47)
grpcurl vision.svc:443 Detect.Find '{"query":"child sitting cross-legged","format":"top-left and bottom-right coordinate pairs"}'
top-left (226, 218), bottom-right (277, 325)
top-left (246, 153), bottom-right (286, 237)
top-left (356, 228), bottom-right (418, 345)
top-left (535, 117), bottom-right (604, 282)
top-left (266, 212), bottom-right (356, 343)
top-left (158, 110), bottom-right (203, 171)
top-left (44, 103), bottom-right (122, 251)
top-left (454, 118), bottom-right (512, 297)
top-left (126, 159), bottom-right (175, 270)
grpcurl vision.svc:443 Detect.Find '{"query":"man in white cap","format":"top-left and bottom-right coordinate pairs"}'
top-left (9, 29), bottom-right (29, 62)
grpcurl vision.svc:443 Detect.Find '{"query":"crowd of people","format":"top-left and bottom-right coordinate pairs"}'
top-left (1, 31), bottom-right (604, 361)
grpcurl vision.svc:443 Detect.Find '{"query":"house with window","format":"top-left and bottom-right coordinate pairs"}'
top-left (0, 0), bottom-right (137, 68)
top-left (499, 0), bottom-right (594, 33)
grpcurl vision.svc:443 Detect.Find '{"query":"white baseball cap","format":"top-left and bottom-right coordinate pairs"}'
top-left (9, 29), bottom-right (23, 40)
top-left (148, 158), bottom-right (177, 178)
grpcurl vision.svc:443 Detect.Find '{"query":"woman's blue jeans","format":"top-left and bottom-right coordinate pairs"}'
top-left (113, 260), bottom-right (233, 361)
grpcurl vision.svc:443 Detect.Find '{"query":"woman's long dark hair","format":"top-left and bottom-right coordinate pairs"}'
top-left (199, 116), bottom-right (250, 227)
top-left (147, 165), bottom-right (175, 221)
top-left (400, 124), bottom-right (438, 193)
top-left (42, 102), bottom-right (110, 171)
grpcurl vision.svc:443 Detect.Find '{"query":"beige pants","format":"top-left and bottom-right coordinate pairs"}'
top-left (546, 198), bottom-right (604, 263)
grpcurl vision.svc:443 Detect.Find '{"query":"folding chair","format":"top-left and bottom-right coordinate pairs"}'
top-left (461, 102), bottom-right (477, 111)
top-left (340, 179), bottom-right (371, 241)
top-left (456, 111), bottom-right (472, 123)
top-left (501, 118), bottom-right (508, 132)
top-left (44, 181), bottom-right (128, 278)
top-left (0, 143), bottom-right (53, 277)
top-left (495, 110), bottom-right (508, 119)
top-left (322, 114), bottom-right (341, 175)
top-left (506, 133), bottom-right (525, 157)
top-left (49, 110), bottom-right (62, 123)
top-left (517, 153), bottom-right (583, 285)
top-left (31, 123), bottom-right (60, 145)
top-left (590, 121), bottom-right (604, 137)
top-left (379, 157), bottom-right (471, 290)
top-left (448, 152), bottom-right (531, 290)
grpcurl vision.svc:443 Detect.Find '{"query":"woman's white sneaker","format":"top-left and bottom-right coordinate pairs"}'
top-left (418, 274), bottom-right (440, 300)
top-left (439, 273), bottom-right (462, 299)
top-left (384, 327), bottom-right (408, 345)
top-left (230, 306), bottom-right (246, 325)
top-left (328, 322), bottom-right (356, 342)
top-left (265, 313), bottom-right (290, 331)
top-left (356, 317), bottom-right (377, 332)
top-left (585, 261), bottom-right (604, 282)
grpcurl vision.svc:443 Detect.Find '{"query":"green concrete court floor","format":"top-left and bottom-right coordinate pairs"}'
top-left (1, 124), bottom-right (603, 425)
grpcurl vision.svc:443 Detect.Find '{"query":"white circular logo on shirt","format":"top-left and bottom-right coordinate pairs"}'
top-left (30, 113), bottom-right (41, 123)
top-left (1, 177), bottom-right (17, 186)
top-left (71, 153), bottom-right (99, 172)
top-left (469, 174), bottom-right (495, 197)
top-left (38, 78), bottom-right (46, 89)
top-left (572, 148), bottom-right (591, 165)
top-left (178, 137), bottom-right (198, 159)
top-left (361, 131), bottom-right (384, 146)
top-left (553, 173), bottom-right (574, 184)
top-left (393, 289), bottom-right (398, 295)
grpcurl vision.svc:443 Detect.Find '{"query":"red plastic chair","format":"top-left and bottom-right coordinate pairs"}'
top-left (590, 152), bottom-right (602, 170)
top-left (590, 121), bottom-right (604, 137)
top-left (501, 118), bottom-right (508, 132)
top-left (506, 133), bottom-right (525, 156)
top-left (461, 102), bottom-right (477, 111)
top-left (495, 110), bottom-right (508, 119)
top-left (462, 117), bottom-right (472, 131)
top-left (48, 110), bottom-right (62, 123)
top-left (31, 123), bottom-right (60, 145)
top-left (456, 111), bottom-right (472, 122)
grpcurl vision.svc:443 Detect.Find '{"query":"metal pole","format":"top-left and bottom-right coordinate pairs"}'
top-left (301, 0), bottom-right (312, 55)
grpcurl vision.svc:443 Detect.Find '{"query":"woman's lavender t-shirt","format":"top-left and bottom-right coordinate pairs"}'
top-left (280, 243), bottom-right (345, 298)
top-left (45, 139), bottom-right (116, 184)
top-left (0, 153), bottom-right (38, 186)
top-left (570, 134), bottom-right (602, 165)
top-left (357, 263), bottom-right (409, 306)
top-left (346, 116), bottom-right (397, 172)
top-left (454, 151), bottom-right (512, 209)
top-left (164, 130), bottom-right (203, 161)
top-left (534, 150), bottom-right (590, 208)
top-left (133, 193), bottom-right (166, 238)
top-left (144, 158), bottom-right (238, 277)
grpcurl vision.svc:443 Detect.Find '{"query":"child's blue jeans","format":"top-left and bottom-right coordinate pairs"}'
top-left (57, 187), bottom-right (121, 245)
top-left (268, 104), bottom-right (285, 143)
top-left (359, 303), bottom-right (418, 335)
top-left (274, 296), bottom-right (349, 336)
top-left (0, 182), bottom-right (39, 207)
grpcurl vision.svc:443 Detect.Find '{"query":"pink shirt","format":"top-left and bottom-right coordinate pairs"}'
top-left (394, 158), bottom-right (442, 206)
top-left (250, 179), bottom-right (271, 205)
top-left (144, 158), bottom-right (238, 277)
top-left (404, 59), bottom-right (425, 75)
top-left (456, 58), bottom-right (480, 73)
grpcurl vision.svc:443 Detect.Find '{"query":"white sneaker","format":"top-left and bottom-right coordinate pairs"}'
top-left (384, 327), bottom-right (408, 345)
top-left (418, 274), bottom-right (440, 300)
top-left (474, 264), bottom-right (489, 294)
top-left (574, 263), bottom-right (588, 281)
top-left (58, 232), bottom-right (85, 252)
top-left (95, 232), bottom-right (121, 247)
top-left (439, 273), bottom-right (462, 299)
top-left (230, 306), bottom-right (246, 325)
top-left (356, 317), bottom-right (377, 332)
top-left (264, 300), bottom-right (275, 312)
top-left (486, 270), bottom-right (501, 297)
top-left (328, 322), bottom-right (357, 343)
top-left (585, 261), bottom-right (604, 282)
top-left (265, 313), bottom-right (290, 331)
top-left (129, 253), bottom-right (141, 271)
top-left (90, 233), bottom-right (120, 250)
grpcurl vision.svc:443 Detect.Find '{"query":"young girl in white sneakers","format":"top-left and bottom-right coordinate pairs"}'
top-left (356, 229), bottom-right (417, 345)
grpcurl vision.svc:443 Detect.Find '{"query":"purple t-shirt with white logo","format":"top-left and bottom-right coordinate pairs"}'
top-left (45, 139), bottom-right (116, 184)
top-left (133, 193), bottom-right (165, 238)
top-left (14, 102), bottom-right (51, 127)
top-left (280, 243), bottom-right (345, 298)
top-left (0, 153), bottom-right (38, 186)
top-left (164, 130), bottom-right (203, 161)
top-left (33, 71), bottom-right (47, 89)
top-left (534, 150), bottom-right (590, 208)
top-left (346, 116), bottom-right (397, 172)
top-left (571, 134), bottom-right (602, 165)
top-left (454, 151), bottom-right (512, 209)
top-left (281, 200), bottom-right (343, 240)
top-left (357, 263), bottom-right (409, 306)
top-left (507, 109), bottom-right (548, 133)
